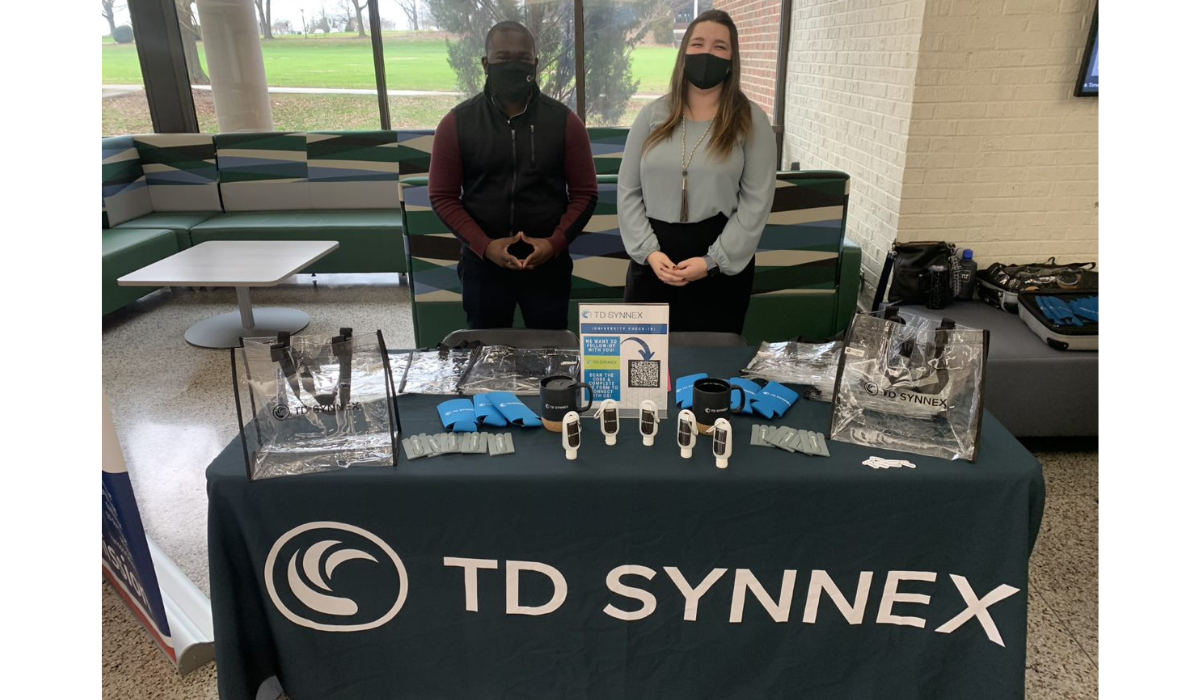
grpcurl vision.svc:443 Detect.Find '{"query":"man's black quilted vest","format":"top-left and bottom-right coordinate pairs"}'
top-left (451, 85), bottom-right (573, 241)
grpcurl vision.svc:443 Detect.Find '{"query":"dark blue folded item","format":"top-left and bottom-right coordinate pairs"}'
top-left (437, 399), bottom-right (479, 432)
top-left (473, 394), bottom-right (507, 428)
top-left (675, 373), bottom-right (708, 409)
top-left (487, 392), bottom-right (543, 428)
top-left (752, 382), bottom-right (800, 419)
top-left (728, 377), bottom-right (760, 414)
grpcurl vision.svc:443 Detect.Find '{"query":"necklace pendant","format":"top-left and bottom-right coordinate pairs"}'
top-left (680, 170), bottom-right (689, 223)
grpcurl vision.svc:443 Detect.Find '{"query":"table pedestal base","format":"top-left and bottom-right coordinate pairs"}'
top-left (185, 308), bottom-right (310, 349)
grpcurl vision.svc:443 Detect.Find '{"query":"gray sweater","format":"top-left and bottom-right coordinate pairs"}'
top-left (618, 96), bottom-right (777, 275)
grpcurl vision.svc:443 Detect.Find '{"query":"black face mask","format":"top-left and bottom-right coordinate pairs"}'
top-left (486, 61), bottom-right (537, 103)
top-left (684, 52), bottom-right (731, 90)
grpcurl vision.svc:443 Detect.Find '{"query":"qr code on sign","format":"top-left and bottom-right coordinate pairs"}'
top-left (628, 360), bottom-right (661, 388)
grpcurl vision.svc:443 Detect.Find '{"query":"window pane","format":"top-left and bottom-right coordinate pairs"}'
top-left (589, 1), bottom-right (781, 127)
top-left (393, 0), bottom-right (576, 129)
top-left (177, 0), bottom-right (214, 131)
top-left (585, 0), bottom-right (709, 127)
top-left (101, 3), bottom-right (153, 136)
top-left (187, 0), bottom-right (383, 132)
top-left (382, 3), bottom-right (462, 129)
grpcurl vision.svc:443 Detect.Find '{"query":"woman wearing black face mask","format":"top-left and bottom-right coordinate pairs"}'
top-left (617, 10), bottom-right (776, 334)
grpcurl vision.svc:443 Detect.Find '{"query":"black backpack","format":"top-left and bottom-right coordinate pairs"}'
top-left (872, 241), bottom-right (958, 310)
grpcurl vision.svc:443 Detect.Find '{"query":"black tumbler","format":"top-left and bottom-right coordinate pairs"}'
top-left (926, 264), bottom-right (949, 310)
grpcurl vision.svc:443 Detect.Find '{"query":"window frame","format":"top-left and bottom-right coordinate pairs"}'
top-left (120, 0), bottom-right (791, 135)
top-left (127, 0), bottom-right (199, 133)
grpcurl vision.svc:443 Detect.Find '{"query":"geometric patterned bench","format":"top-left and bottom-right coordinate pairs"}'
top-left (101, 130), bottom-right (436, 292)
top-left (102, 127), bottom-right (860, 335)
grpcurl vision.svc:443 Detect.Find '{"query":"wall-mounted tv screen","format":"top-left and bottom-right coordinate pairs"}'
top-left (1075, 10), bottom-right (1098, 96)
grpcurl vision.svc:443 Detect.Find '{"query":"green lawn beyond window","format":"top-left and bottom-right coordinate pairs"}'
top-left (101, 33), bottom-right (675, 95)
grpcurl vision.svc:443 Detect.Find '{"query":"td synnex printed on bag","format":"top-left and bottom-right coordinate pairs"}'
top-left (831, 311), bottom-right (988, 461)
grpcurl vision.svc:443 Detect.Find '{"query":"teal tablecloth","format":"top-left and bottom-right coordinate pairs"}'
top-left (209, 347), bottom-right (1044, 699)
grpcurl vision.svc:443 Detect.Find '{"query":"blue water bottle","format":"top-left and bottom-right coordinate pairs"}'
top-left (955, 249), bottom-right (978, 301)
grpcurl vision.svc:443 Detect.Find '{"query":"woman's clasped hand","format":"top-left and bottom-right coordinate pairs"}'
top-left (647, 252), bottom-right (710, 286)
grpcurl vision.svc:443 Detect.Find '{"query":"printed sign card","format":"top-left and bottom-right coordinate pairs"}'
top-left (579, 303), bottom-right (669, 417)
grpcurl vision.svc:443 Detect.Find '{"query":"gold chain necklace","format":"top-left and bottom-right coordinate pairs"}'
top-left (680, 116), bottom-right (714, 223)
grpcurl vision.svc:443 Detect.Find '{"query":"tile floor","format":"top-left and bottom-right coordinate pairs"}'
top-left (100, 276), bottom-right (1098, 699)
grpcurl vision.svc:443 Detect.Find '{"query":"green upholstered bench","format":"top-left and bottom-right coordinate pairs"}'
top-left (102, 228), bottom-right (179, 315)
top-left (101, 134), bottom-right (221, 249)
top-left (114, 212), bottom-right (217, 249)
top-left (184, 131), bottom-right (427, 274)
top-left (102, 135), bottom-right (210, 313)
top-left (189, 210), bottom-right (405, 274)
top-left (101, 130), bottom-right (436, 313)
top-left (744, 171), bottom-right (860, 341)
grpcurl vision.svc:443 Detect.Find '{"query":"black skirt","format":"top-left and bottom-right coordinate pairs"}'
top-left (623, 214), bottom-right (754, 334)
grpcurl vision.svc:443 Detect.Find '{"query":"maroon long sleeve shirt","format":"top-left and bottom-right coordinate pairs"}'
top-left (428, 95), bottom-right (598, 261)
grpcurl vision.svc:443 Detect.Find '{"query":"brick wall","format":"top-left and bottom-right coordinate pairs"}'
top-left (897, 0), bottom-right (1099, 270)
top-left (783, 0), bottom-right (928, 308)
top-left (714, 0), bottom-right (783, 118)
top-left (784, 0), bottom-right (1098, 307)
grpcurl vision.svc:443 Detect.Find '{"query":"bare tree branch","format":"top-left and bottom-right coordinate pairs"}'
top-left (101, 0), bottom-right (121, 37)
top-left (254, 0), bottom-right (274, 39)
top-left (342, 0), bottom-right (369, 38)
top-left (393, 0), bottom-right (422, 31)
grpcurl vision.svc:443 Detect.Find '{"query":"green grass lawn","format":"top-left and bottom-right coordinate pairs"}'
top-left (102, 33), bottom-right (677, 94)
top-left (103, 88), bottom-right (646, 137)
top-left (629, 46), bottom-right (676, 94)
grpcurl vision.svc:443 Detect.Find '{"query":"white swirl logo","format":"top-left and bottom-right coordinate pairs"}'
top-left (265, 522), bottom-right (407, 632)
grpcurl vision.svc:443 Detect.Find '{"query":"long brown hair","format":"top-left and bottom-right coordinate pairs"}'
top-left (642, 10), bottom-right (752, 161)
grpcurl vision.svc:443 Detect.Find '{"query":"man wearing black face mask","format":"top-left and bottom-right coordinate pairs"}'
top-left (429, 21), bottom-right (598, 331)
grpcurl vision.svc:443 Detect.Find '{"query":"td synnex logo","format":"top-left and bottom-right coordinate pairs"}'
top-left (586, 310), bottom-right (645, 320)
top-left (265, 524), bottom-right (1020, 646)
top-left (265, 522), bottom-right (408, 632)
top-left (272, 402), bottom-right (363, 420)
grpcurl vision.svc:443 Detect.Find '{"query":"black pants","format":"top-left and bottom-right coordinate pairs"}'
top-left (624, 214), bottom-right (754, 334)
top-left (459, 250), bottom-right (573, 330)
